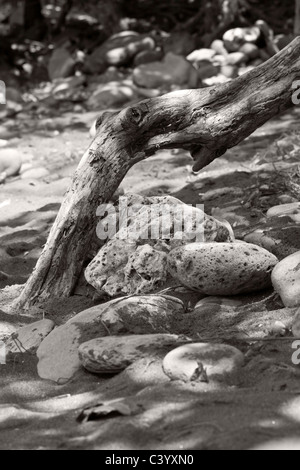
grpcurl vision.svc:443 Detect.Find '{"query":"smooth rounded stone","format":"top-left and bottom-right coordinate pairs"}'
top-left (162, 343), bottom-right (244, 382)
top-left (239, 43), bottom-right (259, 60)
top-left (79, 334), bottom-right (183, 374)
top-left (123, 357), bottom-right (169, 386)
top-left (5, 319), bottom-right (55, 354)
top-left (275, 34), bottom-right (294, 51)
top-left (252, 438), bottom-right (300, 451)
top-left (223, 26), bottom-right (261, 52)
top-left (227, 52), bottom-right (247, 66)
top-left (0, 322), bottom-right (17, 341)
top-left (251, 58), bottom-right (264, 67)
top-left (86, 194), bottom-right (234, 296)
top-left (272, 252), bottom-right (300, 307)
top-left (163, 32), bottom-right (196, 56)
top-left (48, 46), bottom-right (75, 81)
top-left (221, 65), bottom-right (238, 79)
top-left (244, 218), bottom-right (300, 261)
top-left (87, 81), bottom-right (137, 110)
top-left (20, 167), bottom-right (50, 180)
top-left (133, 53), bottom-right (198, 89)
top-left (106, 37), bottom-right (155, 66)
top-left (167, 242), bottom-right (278, 296)
top-left (0, 148), bottom-right (22, 182)
top-left (195, 290), bottom-right (280, 313)
top-left (84, 32), bottom-right (142, 74)
top-left (6, 87), bottom-right (23, 103)
top-left (187, 48), bottom-right (216, 64)
top-left (37, 295), bottom-right (184, 382)
top-left (267, 203), bottom-right (300, 223)
top-left (259, 48), bottom-right (272, 61)
top-left (0, 124), bottom-right (15, 140)
top-left (197, 63), bottom-right (219, 80)
top-left (194, 296), bottom-right (244, 310)
top-left (277, 195), bottom-right (298, 205)
top-left (133, 48), bottom-right (164, 66)
top-left (210, 40), bottom-right (228, 57)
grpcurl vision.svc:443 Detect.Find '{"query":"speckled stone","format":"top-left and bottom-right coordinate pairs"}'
top-left (167, 242), bottom-right (278, 295)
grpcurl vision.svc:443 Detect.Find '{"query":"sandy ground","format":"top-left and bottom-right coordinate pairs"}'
top-left (0, 104), bottom-right (300, 450)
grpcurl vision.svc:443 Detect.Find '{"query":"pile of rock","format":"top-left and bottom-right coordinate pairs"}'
top-left (85, 194), bottom-right (235, 297)
top-left (0, 187), bottom-right (286, 385)
top-left (5, 193), bottom-right (300, 386)
top-left (43, 20), bottom-right (292, 112)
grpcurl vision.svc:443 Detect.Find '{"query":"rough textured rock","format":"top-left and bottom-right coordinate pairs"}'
top-left (86, 194), bottom-right (235, 296)
top-left (79, 334), bottom-right (185, 374)
top-left (272, 252), bottom-right (300, 308)
top-left (167, 242), bottom-right (278, 296)
top-left (37, 295), bottom-right (184, 382)
top-left (133, 53), bottom-right (198, 89)
top-left (162, 343), bottom-right (244, 382)
top-left (5, 319), bottom-right (55, 354)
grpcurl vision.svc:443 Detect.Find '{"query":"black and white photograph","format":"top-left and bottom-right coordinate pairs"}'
top-left (0, 0), bottom-right (300, 453)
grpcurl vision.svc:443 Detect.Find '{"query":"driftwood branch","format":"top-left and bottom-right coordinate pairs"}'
top-left (15, 37), bottom-right (300, 310)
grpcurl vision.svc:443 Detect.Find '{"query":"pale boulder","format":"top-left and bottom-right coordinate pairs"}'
top-left (163, 342), bottom-right (244, 382)
top-left (272, 251), bottom-right (300, 307)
